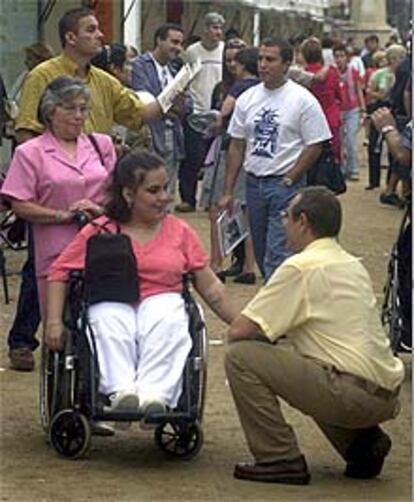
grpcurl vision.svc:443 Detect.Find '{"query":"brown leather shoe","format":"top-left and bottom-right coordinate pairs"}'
top-left (175, 202), bottom-right (196, 213)
top-left (234, 455), bottom-right (310, 485)
top-left (9, 348), bottom-right (35, 372)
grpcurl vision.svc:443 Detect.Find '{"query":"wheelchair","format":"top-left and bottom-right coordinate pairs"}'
top-left (40, 272), bottom-right (208, 460)
top-left (0, 172), bottom-right (28, 303)
top-left (0, 205), bottom-right (27, 304)
top-left (381, 199), bottom-right (412, 354)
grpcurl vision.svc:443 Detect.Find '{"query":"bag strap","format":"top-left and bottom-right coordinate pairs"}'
top-left (90, 218), bottom-right (121, 234)
top-left (88, 133), bottom-right (105, 166)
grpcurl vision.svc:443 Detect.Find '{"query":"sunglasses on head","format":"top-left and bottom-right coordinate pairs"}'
top-left (226, 39), bottom-right (246, 50)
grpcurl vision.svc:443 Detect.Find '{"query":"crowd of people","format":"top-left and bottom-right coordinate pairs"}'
top-left (0, 5), bottom-right (411, 486)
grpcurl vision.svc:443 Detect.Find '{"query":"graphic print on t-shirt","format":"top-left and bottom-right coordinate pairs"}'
top-left (252, 108), bottom-right (279, 158)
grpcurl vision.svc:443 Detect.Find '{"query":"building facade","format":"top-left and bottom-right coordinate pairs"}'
top-left (1, 0), bottom-right (330, 92)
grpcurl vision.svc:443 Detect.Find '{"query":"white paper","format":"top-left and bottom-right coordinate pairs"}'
top-left (216, 200), bottom-right (249, 258)
top-left (157, 59), bottom-right (202, 113)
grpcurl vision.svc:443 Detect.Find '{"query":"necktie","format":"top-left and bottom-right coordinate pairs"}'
top-left (161, 66), bottom-right (169, 89)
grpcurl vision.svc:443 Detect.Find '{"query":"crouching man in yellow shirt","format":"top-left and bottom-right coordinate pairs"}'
top-left (225, 186), bottom-right (404, 485)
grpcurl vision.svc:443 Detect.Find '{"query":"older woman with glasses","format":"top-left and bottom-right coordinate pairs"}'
top-left (1, 75), bottom-right (116, 318)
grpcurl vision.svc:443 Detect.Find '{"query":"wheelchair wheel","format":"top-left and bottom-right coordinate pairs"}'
top-left (154, 419), bottom-right (203, 460)
top-left (49, 410), bottom-right (91, 459)
top-left (40, 342), bottom-right (74, 433)
top-left (196, 324), bottom-right (208, 421)
top-left (381, 209), bottom-right (412, 353)
top-left (39, 345), bottom-right (60, 432)
top-left (381, 249), bottom-right (404, 354)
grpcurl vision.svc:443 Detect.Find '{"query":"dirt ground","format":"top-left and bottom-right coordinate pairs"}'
top-left (0, 139), bottom-right (412, 502)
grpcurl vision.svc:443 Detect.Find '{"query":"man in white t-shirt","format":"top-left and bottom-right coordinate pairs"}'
top-left (176, 12), bottom-right (225, 212)
top-left (219, 37), bottom-right (332, 280)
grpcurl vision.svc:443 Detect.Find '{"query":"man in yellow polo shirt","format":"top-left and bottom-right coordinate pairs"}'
top-left (15, 7), bottom-right (161, 143)
top-left (225, 186), bottom-right (404, 485)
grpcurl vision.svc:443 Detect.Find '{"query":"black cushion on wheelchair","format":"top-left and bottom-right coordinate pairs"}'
top-left (84, 233), bottom-right (139, 305)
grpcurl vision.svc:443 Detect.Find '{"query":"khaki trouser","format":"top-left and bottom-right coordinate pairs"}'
top-left (225, 341), bottom-right (401, 463)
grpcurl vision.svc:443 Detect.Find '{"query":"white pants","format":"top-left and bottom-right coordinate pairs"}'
top-left (88, 293), bottom-right (192, 408)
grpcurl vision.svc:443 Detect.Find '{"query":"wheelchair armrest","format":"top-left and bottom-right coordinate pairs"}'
top-left (69, 269), bottom-right (84, 280)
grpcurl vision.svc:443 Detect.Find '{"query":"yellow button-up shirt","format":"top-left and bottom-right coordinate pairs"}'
top-left (16, 53), bottom-right (144, 134)
top-left (243, 238), bottom-right (404, 391)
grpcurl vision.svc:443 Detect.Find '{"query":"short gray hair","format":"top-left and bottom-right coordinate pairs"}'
top-left (38, 76), bottom-right (90, 128)
top-left (204, 12), bottom-right (225, 27)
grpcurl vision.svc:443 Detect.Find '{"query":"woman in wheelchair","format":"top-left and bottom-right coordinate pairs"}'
top-left (45, 150), bottom-right (237, 426)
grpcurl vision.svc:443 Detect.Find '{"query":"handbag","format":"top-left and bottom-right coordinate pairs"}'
top-left (307, 142), bottom-right (347, 195)
top-left (84, 221), bottom-right (139, 305)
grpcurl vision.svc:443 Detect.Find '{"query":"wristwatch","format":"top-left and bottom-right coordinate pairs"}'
top-left (381, 125), bottom-right (396, 135)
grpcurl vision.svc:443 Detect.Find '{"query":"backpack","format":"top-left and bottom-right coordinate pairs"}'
top-left (84, 221), bottom-right (139, 305)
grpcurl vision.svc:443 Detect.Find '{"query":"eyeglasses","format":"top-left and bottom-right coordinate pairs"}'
top-left (281, 209), bottom-right (305, 221)
top-left (226, 39), bottom-right (246, 50)
top-left (57, 103), bottom-right (90, 115)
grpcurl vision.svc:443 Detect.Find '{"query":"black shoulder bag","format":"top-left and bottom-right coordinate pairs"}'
top-left (307, 141), bottom-right (347, 195)
top-left (88, 133), bottom-right (105, 165)
top-left (84, 220), bottom-right (139, 305)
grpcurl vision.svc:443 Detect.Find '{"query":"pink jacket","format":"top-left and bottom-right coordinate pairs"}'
top-left (1, 131), bottom-right (116, 279)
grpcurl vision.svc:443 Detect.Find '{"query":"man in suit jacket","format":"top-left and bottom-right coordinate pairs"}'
top-left (131, 23), bottom-right (192, 208)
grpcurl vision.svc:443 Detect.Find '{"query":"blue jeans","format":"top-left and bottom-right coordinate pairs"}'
top-left (246, 173), bottom-right (304, 281)
top-left (7, 225), bottom-right (41, 351)
top-left (341, 109), bottom-right (360, 177)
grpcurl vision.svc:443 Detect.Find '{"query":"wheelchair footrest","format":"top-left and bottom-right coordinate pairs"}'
top-left (95, 409), bottom-right (198, 422)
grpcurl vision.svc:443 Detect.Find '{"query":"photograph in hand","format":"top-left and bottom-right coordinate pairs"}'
top-left (216, 200), bottom-right (248, 257)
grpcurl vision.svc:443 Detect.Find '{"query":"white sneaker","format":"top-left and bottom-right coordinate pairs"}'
top-left (105, 391), bottom-right (140, 413)
top-left (140, 399), bottom-right (167, 430)
top-left (90, 421), bottom-right (115, 436)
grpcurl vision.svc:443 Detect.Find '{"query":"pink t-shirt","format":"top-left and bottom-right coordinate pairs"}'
top-left (1, 131), bottom-right (116, 279)
top-left (48, 215), bottom-right (209, 301)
